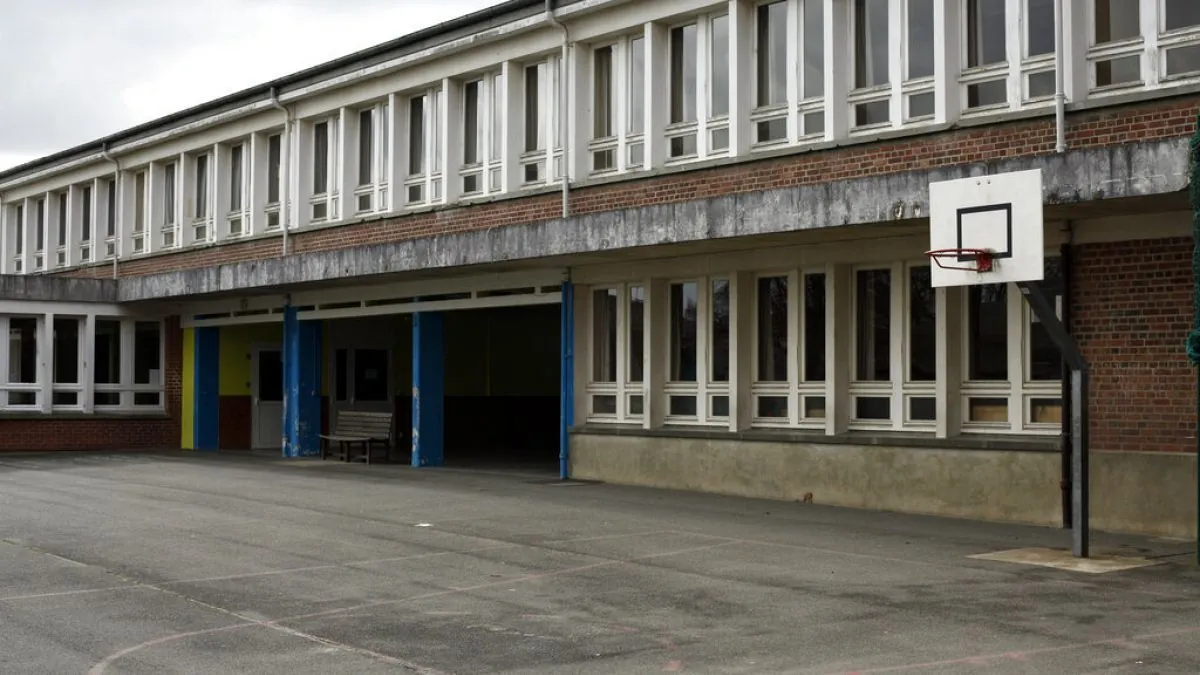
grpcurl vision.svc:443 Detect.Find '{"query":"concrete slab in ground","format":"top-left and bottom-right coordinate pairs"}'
top-left (969, 547), bottom-right (1166, 574)
top-left (0, 451), bottom-right (1198, 674)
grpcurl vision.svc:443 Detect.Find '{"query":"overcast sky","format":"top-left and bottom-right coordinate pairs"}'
top-left (0, 0), bottom-right (498, 171)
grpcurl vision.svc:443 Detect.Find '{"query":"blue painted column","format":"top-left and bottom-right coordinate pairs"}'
top-left (411, 312), bottom-right (445, 467)
top-left (559, 282), bottom-right (575, 480)
top-left (194, 326), bottom-right (220, 451)
top-left (283, 307), bottom-right (322, 458)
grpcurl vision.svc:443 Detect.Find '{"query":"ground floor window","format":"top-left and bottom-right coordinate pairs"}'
top-left (0, 313), bottom-right (165, 413)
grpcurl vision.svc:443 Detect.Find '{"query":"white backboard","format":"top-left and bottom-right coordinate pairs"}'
top-left (927, 169), bottom-right (1044, 288)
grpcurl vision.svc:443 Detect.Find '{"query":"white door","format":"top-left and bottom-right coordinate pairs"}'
top-left (252, 345), bottom-right (284, 449)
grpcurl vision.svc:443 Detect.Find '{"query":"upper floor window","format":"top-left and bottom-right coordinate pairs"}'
top-left (133, 170), bottom-right (147, 253)
top-left (461, 74), bottom-right (502, 196)
top-left (34, 197), bottom-right (46, 270)
top-left (310, 118), bottom-right (337, 221)
top-left (55, 192), bottom-right (67, 267)
top-left (162, 162), bottom-right (178, 248)
top-left (13, 204), bottom-right (25, 268)
top-left (755, 2), bottom-right (788, 144)
top-left (906, 0), bottom-right (936, 119)
top-left (80, 185), bottom-right (92, 250)
top-left (628, 35), bottom-right (646, 167)
top-left (313, 120), bottom-right (330, 197)
top-left (964, 0), bottom-right (1009, 110)
top-left (406, 88), bottom-right (443, 205)
top-left (229, 143), bottom-right (246, 236)
top-left (266, 133), bottom-right (282, 229)
top-left (852, 0), bottom-right (891, 127)
top-left (191, 154), bottom-right (211, 244)
top-left (523, 58), bottom-right (559, 183)
top-left (355, 102), bottom-right (388, 214)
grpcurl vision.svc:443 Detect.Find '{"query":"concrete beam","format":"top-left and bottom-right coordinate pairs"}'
top-left (117, 137), bottom-right (1190, 303)
top-left (0, 274), bottom-right (118, 304)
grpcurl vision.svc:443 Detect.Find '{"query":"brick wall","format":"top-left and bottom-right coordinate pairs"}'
top-left (1071, 238), bottom-right (1196, 454)
top-left (0, 316), bottom-right (183, 453)
top-left (59, 95), bottom-right (1200, 280)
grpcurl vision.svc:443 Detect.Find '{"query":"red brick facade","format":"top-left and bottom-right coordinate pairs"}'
top-left (1072, 237), bottom-right (1196, 454)
top-left (0, 317), bottom-right (183, 453)
top-left (59, 95), bottom-right (1200, 280)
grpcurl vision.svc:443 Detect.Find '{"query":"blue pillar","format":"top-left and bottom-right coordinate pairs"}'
top-left (412, 312), bottom-right (445, 467)
top-left (194, 326), bottom-right (220, 452)
top-left (560, 282), bottom-right (575, 480)
top-left (283, 307), bottom-right (322, 458)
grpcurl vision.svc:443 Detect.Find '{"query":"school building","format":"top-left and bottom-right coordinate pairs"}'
top-left (1, 0), bottom-right (1198, 539)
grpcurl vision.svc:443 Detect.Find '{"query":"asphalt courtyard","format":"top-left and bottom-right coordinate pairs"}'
top-left (0, 452), bottom-right (1198, 674)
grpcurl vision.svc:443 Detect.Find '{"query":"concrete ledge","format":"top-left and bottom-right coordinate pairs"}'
top-left (569, 433), bottom-right (1063, 527)
top-left (574, 424), bottom-right (1062, 453)
top-left (0, 275), bottom-right (117, 303)
top-left (117, 137), bottom-right (1190, 302)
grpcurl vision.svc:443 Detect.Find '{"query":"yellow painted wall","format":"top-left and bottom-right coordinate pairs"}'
top-left (181, 328), bottom-right (195, 450)
top-left (218, 323), bottom-right (283, 396)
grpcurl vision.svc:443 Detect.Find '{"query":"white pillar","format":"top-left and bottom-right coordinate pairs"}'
top-left (250, 132), bottom-right (267, 236)
top-left (296, 121), bottom-right (314, 229)
top-left (887, 0), bottom-right (904, 128)
top-left (441, 78), bottom-right (461, 205)
top-left (147, 163), bottom-right (161, 254)
top-left (212, 144), bottom-right (229, 240)
top-left (338, 107), bottom-right (354, 219)
top-left (644, 22), bottom-right (669, 170)
top-left (824, 0), bottom-right (850, 141)
top-left (180, 153), bottom-right (198, 247)
top-left (644, 278), bottom-right (668, 429)
top-left (935, 0), bottom-right (963, 125)
top-left (82, 313), bottom-right (96, 414)
top-left (501, 61), bottom-right (523, 193)
top-left (935, 286), bottom-right (963, 438)
top-left (568, 42), bottom-right (590, 182)
top-left (1005, 0), bottom-right (1022, 111)
top-left (1063, 0), bottom-right (1089, 104)
top-left (22, 197), bottom-right (34, 273)
top-left (45, 191), bottom-right (60, 269)
top-left (40, 313), bottom-right (53, 413)
top-left (825, 263), bottom-right (851, 435)
top-left (386, 93), bottom-right (400, 211)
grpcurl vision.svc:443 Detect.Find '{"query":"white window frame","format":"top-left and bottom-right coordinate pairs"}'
top-left (50, 315), bottom-right (85, 412)
top-left (405, 88), bottom-right (443, 207)
top-left (54, 191), bottom-right (68, 268)
top-left (1087, 0), bottom-right (1147, 92)
top-left (79, 183), bottom-right (94, 264)
top-left (161, 162), bottom-right (179, 249)
top-left (0, 314), bottom-right (44, 410)
top-left (459, 73), bottom-right (503, 198)
top-left (1021, 0), bottom-right (1059, 103)
top-left (132, 169), bottom-right (148, 254)
top-left (9, 203), bottom-right (25, 274)
top-left (520, 56), bottom-right (562, 187)
top-left (795, 0), bottom-right (828, 140)
top-left (848, 264), bottom-right (898, 430)
top-left (33, 197), bottom-right (45, 272)
top-left (663, 278), bottom-right (724, 426)
top-left (795, 269), bottom-right (828, 428)
top-left (707, 277), bottom-right (732, 425)
top-left (92, 317), bottom-right (167, 413)
top-left (751, 1), bottom-right (790, 148)
top-left (191, 153), bottom-right (213, 245)
top-left (264, 132), bottom-right (284, 231)
top-left (1156, 0), bottom-right (1200, 83)
top-left (750, 270), bottom-right (795, 428)
top-left (849, 0), bottom-right (894, 131)
top-left (103, 177), bottom-right (118, 259)
top-left (227, 142), bottom-right (249, 238)
top-left (901, 262), bottom-right (938, 428)
top-left (585, 284), bottom-right (644, 424)
top-left (308, 118), bottom-right (337, 223)
top-left (903, 0), bottom-right (938, 122)
top-left (959, 0), bottom-right (1016, 115)
top-left (665, 13), bottom-right (728, 164)
top-left (354, 101), bottom-right (390, 215)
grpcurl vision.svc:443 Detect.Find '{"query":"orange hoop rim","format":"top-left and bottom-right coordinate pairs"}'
top-left (924, 248), bottom-right (995, 273)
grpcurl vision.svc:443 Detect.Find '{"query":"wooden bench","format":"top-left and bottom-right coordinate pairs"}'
top-left (320, 411), bottom-right (394, 464)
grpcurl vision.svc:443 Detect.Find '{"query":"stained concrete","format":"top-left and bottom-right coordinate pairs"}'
top-left (117, 137), bottom-right (1190, 302)
top-left (1091, 450), bottom-right (1198, 540)
top-left (0, 274), bottom-right (117, 303)
top-left (569, 432), bottom-right (1064, 528)
top-left (0, 451), bottom-right (1199, 674)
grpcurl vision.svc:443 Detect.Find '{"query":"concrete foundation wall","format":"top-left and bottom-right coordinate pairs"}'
top-left (571, 434), bottom-right (1199, 539)
top-left (570, 433), bottom-right (1063, 527)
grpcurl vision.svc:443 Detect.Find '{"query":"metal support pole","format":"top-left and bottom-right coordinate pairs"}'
top-left (1018, 281), bottom-right (1089, 558)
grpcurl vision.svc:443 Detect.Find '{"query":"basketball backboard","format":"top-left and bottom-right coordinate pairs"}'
top-left (927, 169), bottom-right (1044, 288)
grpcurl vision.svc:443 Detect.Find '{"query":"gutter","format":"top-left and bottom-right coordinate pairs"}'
top-left (100, 143), bottom-right (121, 279)
top-left (269, 87), bottom-right (292, 257)
top-left (546, 0), bottom-right (571, 219)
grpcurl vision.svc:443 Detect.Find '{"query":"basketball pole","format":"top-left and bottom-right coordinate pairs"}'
top-left (1018, 281), bottom-right (1089, 559)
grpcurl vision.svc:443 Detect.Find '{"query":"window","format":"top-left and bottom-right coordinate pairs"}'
top-left (34, 198), bottom-right (45, 270)
top-left (409, 95), bottom-right (426, 178)
top-left (93, 319), bottom-right (121, 406)
top-left (964, 0), bottom-right (1009, 109)
top-left (906, 0), bottom-right (937, 119)
top-left (710, 279), bottom-right (731, 418)
top-left (853, 0), bottom-right (891, 127)
top-left (906, 266), bottom-right (937, 422)
top-left (267, 135), bottom-right (282, 206)
top-left (799, 0), bottom-right (826, 136)
top-left (406, 90), bottom-right (443, 204)
top-left (754, 276), bottom-right (788, 421)
top-left (668, 22), bottom-right (699, 158)
top-left (227, 144), bottom-right (245, 236)
top-left (56, 192), bottom-right (67, 267)
top-left (628, 286), bottom-right (644, 386)
top-left (800, 272), bottom-right (827, 422)
top-left (522, 59), bottom-right (558, 183)
top-left (1162, 0), bottom-right (1200, 78)
top-left (1025, 0), bottom-right (1058, 98)
top-left (666, 281), bottom-right (699, 417)
top-left (13, 204), bottom-right (24, 264)
top-left (193, 154), bottom-right (209, 228)
top-left (358, 108), bottom-right (374, 187)
top-left (106, 178), bottom-right (117, 239)
top-left (90, 318), bottom-right (166, 409)
top-left (313, 121), bottom-right (329, 197)
top-left (591, 45), bottom-right (616, 172)
top-left (589, 288), bottom-right (619, 417)
top-left (133, 171), bottom-right (147, 253)
top-left (53, 317), bottom-right (81, 407)
top-left (461, 75), bottom-right (502, 195)
top-left (1091, 0), bottom-right (1142, 88)
top-left (754, 2), bottom-right (789, 144)
top-left (4, 317), bottom-right (39, 407)
top-left (853, 269), bottom-right (891, 423)
top-left (709, 14), bottom-right (731, 152)
top-left (80, 185), bottom-right (92, 252)
top-left (628, 36), bottom-right (646, 168)
top-left (164, 163), bottom-right (177, 226)
top-left (1164, 0), bottom-right (1200, 32)
top-left (352, 348), bottom-right (388, 402)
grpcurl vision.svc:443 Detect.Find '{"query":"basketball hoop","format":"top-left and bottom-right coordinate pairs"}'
top-left (925, 248), bottom-right (995, 273)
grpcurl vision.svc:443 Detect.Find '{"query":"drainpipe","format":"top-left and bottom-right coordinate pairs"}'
top-left (1054, 0), bottom-right (1066, 153)
top-left (269, 86), bottom-right (292, 257)
top-left (100, 142), bottom-right (121, 279)
top-left (546, 0), bottom-right (570, 219)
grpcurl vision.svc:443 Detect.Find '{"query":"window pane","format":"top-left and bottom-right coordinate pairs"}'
top-left (855, 269), bottom-right (891, 381)
top-left (53, 318), bottom-right (79, 385)
top-left (711, 279), bottom-right (730, 382)
top-left (855, 100), bottom-right (890, 126)
top-left (135, 172), bottom-right (146, 232)
top-left (910, 397), bottom-right (937, 421)
top-left (670, 24), bottom-right (698, 123)
top-left (629, 286), bottom-right (645, 383)
top-left (81, 186), bottom-right (92, 242)
top-left (592, 288), bottom-right (618, 382)
top-left (669, 282), bottom-right (699, 382)
top-left (593, 395), bottom-right (618, 415)
top-left (967, 0), bottom-right (1008, 68)
top-left (1027, 0), bottom-right (1056, 56)
top-left (230, 145), bottom-right (243, 210)
top-left (8, 317), bottom-right (38, 384)
top-left (804, 396), bottom-right (826, 419)
top-left (133, 321), bottom-right (161, 386)
top-left (711, 15), bottom-right (730, 116)
top-left (1164, 0), bottom-right (1200, 32)
top-left (57, 193), bottom-right (67, 243)
top-left (909, 267), bottom-right (936, 381)
top-left (359, 108), bottom-right (375, 183)
top-left (968, 283), bottom-right (1008, 380)
top-left (802, 0), bottom-right (825, 98)
top-left (431, 90), bottom-right (443, 171)
top-left (267, 136), bottom-right (281, 204)
top-left (164, 163), bottom-right (177, 224)
top-left (1031, 398), bottom-right (1062, 424)
top-left (94, 319), bottom-right (121, 385)
top-left (1093, 0), bottom-right (1140, 43)
top-left (628, 37), bottom-right (645, 134)
top-left (711, 395), bottom-right (730, 417)
top-left (1166, 44), bottom-right (1200, 77)
top-left (490, 74), bottom-right (503, 160)
top-left (854, 0), bottom-right (890, 88)
top-left (757, 2), bottom-right (788, 107)
top-left (1096, 55), bottom-right (1141, 86)
top-left (969, 397), bottom-right (1008, 422)
top-left (409, 96), bottom-right (426, 175)
top-left (525, 64), bottom-right (544, 152)
top-left (1029, 257), bottom-right (1063, 381)
top-left (669, 395), bottom-right (697, 417)
top-left (36, 199), bottom-right (45, 250)
top-left (257, 350), bottom-right (283, 403)
top-left (593, 46), bottom-right (614, 138)
top-left (14, 205), bottom-right (23, 252)
top-left (464, 83), bottom-right (482, 165)
top-left (968, 79), bottom-right (1008, 107)
top-left (804, 273), bottom-right (826, 382)
top-left (1029, 71), bottom-right (1057, 97)
top-left (909, 92), bottom-right (935, 117)
top-left (194, 156), bottom-right (208, 219)
top-left (757, 276), bottom-right (788, 382)
top-left (757, 396), bottom-right (788, 418)
top-left (907, 0), bottom-right (935, 78)
top-left (855, 396), bottom-right (890, 420)
top-left (107, 178), bottom-right (117, 235)
top-left (313, 122), bottom-right (329, 194)
top-left (353, 349), bottom-right (388, 402)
